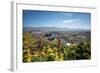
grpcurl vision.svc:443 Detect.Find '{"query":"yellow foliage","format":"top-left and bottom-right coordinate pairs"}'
top-left (47, 48), bottom-right (53, 53)
top-left (41, 52), bottom-right (45, 55)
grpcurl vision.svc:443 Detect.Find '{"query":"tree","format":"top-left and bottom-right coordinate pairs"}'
top-left (23, 32), bottom-right (35, 62)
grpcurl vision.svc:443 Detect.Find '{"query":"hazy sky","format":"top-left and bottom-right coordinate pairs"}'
top-left (23, 10), bottom-right (91, 30)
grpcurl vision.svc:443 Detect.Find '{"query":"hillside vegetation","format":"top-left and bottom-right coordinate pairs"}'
top-left (23, 31), bottom-right (91, 62)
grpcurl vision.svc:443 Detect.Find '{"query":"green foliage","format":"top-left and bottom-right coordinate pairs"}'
top-left (64, 45), bottom-right (77, 60)
top-left (23, 32), bottom-right (35, 50)
top-left (64, 41), bottom-right (91, 60)
top-left (23, 32), bottom-right (91, 62)
top-left (75, 41), bottom-right (91, 59)
top-left (23, 32), bottom-right (35, 62)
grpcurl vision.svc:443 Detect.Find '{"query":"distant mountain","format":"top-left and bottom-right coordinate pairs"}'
top-left (23, 27), bottom-right (90, 32)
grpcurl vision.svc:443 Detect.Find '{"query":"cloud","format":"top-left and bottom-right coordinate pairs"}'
top-left (62, 19), bottom-right (80, 23)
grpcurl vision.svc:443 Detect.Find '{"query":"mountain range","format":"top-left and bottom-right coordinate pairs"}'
top-left (24, 27), bottom-right (90, 32)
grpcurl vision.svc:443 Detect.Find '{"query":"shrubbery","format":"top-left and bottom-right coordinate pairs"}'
top-left (23, 32), bottom-right (91, 62)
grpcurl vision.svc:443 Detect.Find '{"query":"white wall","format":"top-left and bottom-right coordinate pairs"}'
top-left (0, 0), bottom-right (100, 73)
